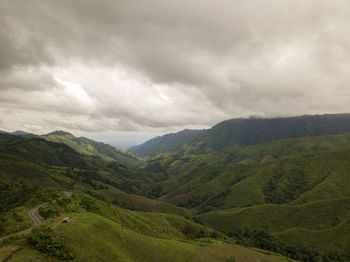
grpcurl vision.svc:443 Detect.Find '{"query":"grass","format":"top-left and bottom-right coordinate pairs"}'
top-left (6, 246), bottom-right (62, 262)
top-left (41, 132), bottom-right (142, 168)
top-left (197, 198), bottom-right (350, 258)
top-left (50, 212), bottom-right (293, 262)
top-left (1, 190), bottom-right (293, 262)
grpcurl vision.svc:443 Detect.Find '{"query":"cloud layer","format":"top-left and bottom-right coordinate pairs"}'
top-left (1, 0), bottom-right (350, 144)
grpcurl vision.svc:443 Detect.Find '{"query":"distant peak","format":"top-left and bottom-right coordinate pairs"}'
top-left (47, 130), bottom-right (74, 136)
top-left (12, 130), bottom-right (32, 135)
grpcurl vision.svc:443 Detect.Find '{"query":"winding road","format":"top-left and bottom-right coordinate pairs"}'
top-left (28, 203), bottom-right (46, 226)
top-left (0, 191), bottom-right (72, 243)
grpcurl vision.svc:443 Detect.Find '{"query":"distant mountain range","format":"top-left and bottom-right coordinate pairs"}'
top-left (134, 113), bottom-right (350, 157)
top-left (3, 113), bottom-right (350, 261)
top-left (0, 130), bottom-right (33, 136)
top-left (41, 130), bottom-right (142, 167)
top-left (0, 129), bottom-right (141, 167)
top-left (129, 129), bottom-right (206, 157)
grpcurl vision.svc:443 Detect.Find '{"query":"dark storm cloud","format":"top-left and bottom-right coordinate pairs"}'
top-left (0, 0), bottom-right (350, 136)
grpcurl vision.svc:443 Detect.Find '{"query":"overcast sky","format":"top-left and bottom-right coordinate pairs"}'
top-left (1, 0), bottom-right (350, 148)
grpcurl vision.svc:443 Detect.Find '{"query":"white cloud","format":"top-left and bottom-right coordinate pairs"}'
top-left (1, 0), bottom-right (350, 145)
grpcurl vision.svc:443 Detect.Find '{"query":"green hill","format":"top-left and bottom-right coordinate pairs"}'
top-left (129, 129), bottom-right (205, 158)
top-left (0, 134), bottom-right (189, 216)
top-left (4, 119), bottom-right (350, 261)
top-left (191, 113), bottom-right (350, 152)
top-left (134, 134), bottom-right (350, 260)
top-left (197, 198), bottom-right (350, 260)
top-left (145, 147), bottom-right (350, 210)
top-left (1, 191), bottom-right (292, 262)
top-left (129, 114), bottom-right (350, 158)
top-left (42, 131), bottom-right (142, 167)
top-left (141, 132), bottom-right (350, 200)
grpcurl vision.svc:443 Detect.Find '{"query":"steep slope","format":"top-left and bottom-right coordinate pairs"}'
top-left (0, 130), bottom-right (32, 135)
top-left (147, 148), bottom-right (350, 209)
top-left (42, 131), bottom-right (142, 167)
top-left (129, 129), bottom-right (205, 157)
top-left (141, 147), bottom-right (350, 260)
top-left (141, 132), bottom-right (350, 199)
top-left (1, 191), bottom-right (292, 262)
top-left (11, 130), bottom-right (33, 136)
top-left (191, 113), bottom-right (350, 152)
top-left (198, 198), bottom-right (350, 261)
top-left (0, 134), bottom-right (186, 216)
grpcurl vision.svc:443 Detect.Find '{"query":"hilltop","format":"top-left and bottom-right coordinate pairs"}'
top-left (136, 113), bottom-right (350, 157)
top-left (129, 129), bottom-right (205, 158)
top-left (41, 130), bottom-right (142, 168)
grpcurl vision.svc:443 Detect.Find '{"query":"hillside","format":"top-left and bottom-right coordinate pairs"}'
top-left (137, 134), bottom-right (350, 260)
top-left (190, 113), bottom-right (350, 152)
top-left (141, 132), bottom-right (350, 198)
top-left (0, 130), bottom-right (33, 136)
top-left (41, 131), bottom-right (142, 168)
top-left (0, 189), bottom-right (292, 262)
top-left (0, 134), bottom-right (188, 215)
top-left (129, 129), bottom-right (205, 157)
top-left (3, 117), bottom-right (350, 261)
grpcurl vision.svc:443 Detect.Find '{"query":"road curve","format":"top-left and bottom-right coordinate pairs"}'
top-left (0, 191), bottom-right (72, 243)
top-left (28, 203), bottom-right (46, 226)
top-left (0, 203), bottom-right (46, 243)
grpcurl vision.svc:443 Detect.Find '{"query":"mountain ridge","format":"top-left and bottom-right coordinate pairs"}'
top-left (129, 129), bottom-right (206, 157)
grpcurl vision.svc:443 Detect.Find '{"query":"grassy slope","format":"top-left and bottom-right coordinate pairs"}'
top-left (94, 188), bottom-right (192, 217)
top-left (198, 198), bottom-right (350, 258)
top-left (0, 136), bottom-right (194, 229)
top-left (4, 192), bottom-right (293, 262)
top-left (192, 114), bottom-right (350, 151)
top-left (151, 148), bottom-right (350, 211)
top-left (0, 183), bottom-right (60, 237)
top-left (41, 131), bottom-right (142, 168)
top-left (137, 139), bottom-right (350, 259)
top-left (141, 133), bottom-right (350, 203)
top-left (54, 212), bottom-right (291, 262)
top-left (0, 135), bottom-right (159, 193)
top-left (129, 129), bottom-right (205, 157)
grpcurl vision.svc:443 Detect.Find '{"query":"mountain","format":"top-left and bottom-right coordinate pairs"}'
top-left (1, 189), bottom-right (291, 262)
top-left (41, 130), bottom-right (142, 167)
top-left (0, 134), bottom-right (292, 262)
top-left (137, 132), bottom-right (350, 260)
top-left (191, 113), bottom-right (350, 152)
top-left (0, 133), bottom-right (162, 194)
top-left (129, 129), bottom-right (206, 157)
top-left (11, 130), bottom-right (32, 136)
top-left (0, 130), bottom-right (32, 135)
top-left (130, 113), bottom-right (350, 158)
top-left (4, 114), bottom-right (350, 261)
top-left (141, 132), bottom-right (350, 202)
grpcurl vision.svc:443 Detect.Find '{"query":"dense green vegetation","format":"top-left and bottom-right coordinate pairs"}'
top-left (3, 114), bottom-right (350, 261)
top-left (41, 131), bottom-right (142, 168)
top-left (1, 190), bottom-right (291, 262)
top-left (0, 134), bottom-right (160, 194)
top-left (129, 129), bottom-right (205, 157)
top-left (27, 226), bottom-right (73, 260)
top-left (192, 113), bottom-right (350, 152)
top-left (0, 182), bottom-right (59, 237)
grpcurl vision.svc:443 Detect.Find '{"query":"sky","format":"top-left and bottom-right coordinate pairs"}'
top-left (1, 0), bottom-right (350, 148)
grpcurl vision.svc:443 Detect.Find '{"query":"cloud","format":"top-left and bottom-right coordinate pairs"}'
top-left (1, 0), bottom-right (350, 142)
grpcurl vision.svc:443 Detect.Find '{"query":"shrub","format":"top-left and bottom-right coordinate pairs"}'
top-left (27, 226), bottom-right (73, 260)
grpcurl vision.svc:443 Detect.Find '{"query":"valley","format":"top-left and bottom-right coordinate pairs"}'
top-left (1, 114), bottom-right (350, 261)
